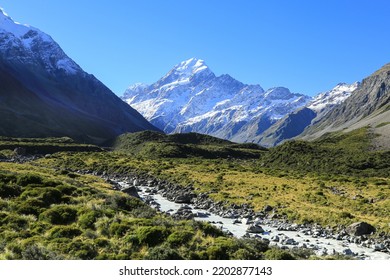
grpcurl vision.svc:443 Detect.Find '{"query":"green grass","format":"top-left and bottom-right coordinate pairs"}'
top-left (111, 131), bottom-right (266, 159)
top-left (0, 136), bottom-right (102, 155)
top-left (1, 128), bottom-right (389, 259)
top-left (0, 161), bottom-right (286, 260)
top-left (260, 127), bottom-right (390, 177)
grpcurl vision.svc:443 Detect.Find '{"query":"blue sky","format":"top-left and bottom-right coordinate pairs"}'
top-left (1, 0), bottom-right (390, 96)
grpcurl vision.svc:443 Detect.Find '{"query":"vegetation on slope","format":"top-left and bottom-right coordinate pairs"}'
top-left (260, 127), bottom-right (390, 177)
top-left (0, 136), bottom-right (102, 155)
top-left (111, 131), bottom-right (266, 159)
top-left (0, 162), bottom-right (283, 260)
top-left (1, 128), bottom-right (389, 259)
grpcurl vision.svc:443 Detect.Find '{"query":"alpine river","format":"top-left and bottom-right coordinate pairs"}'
top-left (119, 181), bottom-right (390, 260)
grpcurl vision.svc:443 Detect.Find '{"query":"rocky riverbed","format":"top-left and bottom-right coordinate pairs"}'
top-left (4, 154), bottom-right (389, 259)
top-left (108, 173), bottom-right (390, 260)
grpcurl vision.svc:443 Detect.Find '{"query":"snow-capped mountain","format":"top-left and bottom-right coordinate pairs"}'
top-left (301, 64), bottom-right (390, 147)
top-left (0, 8), bottom-right (80, 75)
top-left (307, 82), bottom-right (359, 113)
top-left (122, 58), bottom-right (311, 141)
top-left (0, 9), bottom-right (158, 143)
top-left (253, 82), bottom-right (359, 147)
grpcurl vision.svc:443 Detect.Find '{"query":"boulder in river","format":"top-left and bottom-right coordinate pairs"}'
top-left (346, 222), bottom-right (376, 236)
top-left (121, 186), bottom-right (140, 198)
top-left (174, 194), bottom-right (192, 204)
top-left (246, 224), bottom-right (265, 234)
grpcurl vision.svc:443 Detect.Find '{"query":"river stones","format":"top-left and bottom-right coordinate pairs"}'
top-left (271, 235), bottom-right (280, 242)
top-left (246, 224), bottom-right (264, 234)
top-left (346, 222), bottom-right (376, 236)
top-left (121, 186), bottom-right (140, 198)
top-left (174, 194), bottom-right (192, 204)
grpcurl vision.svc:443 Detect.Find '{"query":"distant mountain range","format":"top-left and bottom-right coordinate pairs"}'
top-left (122, 58), bottom-right (375, 146)
top-left (300, 63), bottom-right (390, 150)
top-left (122, 58), bottom-right (311, 143)
top-left (255, 82), bottom-right (359, 147)
top-left (1, 9), bottom-right (388, 150)
top-left (0, 9), bottom-right (158, 144)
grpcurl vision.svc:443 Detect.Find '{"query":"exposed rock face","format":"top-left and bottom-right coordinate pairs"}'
top-left (346, 222), bottom-right (376, 236)
top-left (254, 83), bottom-right (358, 147)
top-left (300, 64), bottom-right (390, 149)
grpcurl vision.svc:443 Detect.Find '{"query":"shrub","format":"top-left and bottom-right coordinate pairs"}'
top-left (2, 214), bottom-right (29, 230)
top-left (167, 230), bottom-right (194, 246)
top-left (15, 198), bottom-right (46, 216)
top-left (105, 194), bottom-right (143, 212)
top-left (93, 238), bottom-right (110, 248)
top-left (48, 225), bottom-right (82, 239)
top-left (0, 173), bottom-right (17, 184)
top-left (21, 245), bottom-right (63, 260)
top-left (16, 174), bottom-right (43, 187)
top-left (109, 222), bottom-right (132, 237)
top-left (0, 183), bottom-right (22, 198)
top-left (198, 222), bottom-right (224, 237)
top-left (339, 211), bottom-right (354, 219)
top-left (78, 211), bottom-right (101, 229)
top-left (206, 237), bottom-right (240, 260)
top-left (144, 245), bottom-right (183, 260)
top-left (264, 247), bottom-right (295, 260)
top-left (136, 226), bottom-right (169, 246)
top-left (20, 187), bottom-right (63, 206)
top-left (67, 240), bottom-right (97, 260)
top-left (56, 185), bottom-right (77, 196)
top-left (39, 205), bottom-right (78, 224)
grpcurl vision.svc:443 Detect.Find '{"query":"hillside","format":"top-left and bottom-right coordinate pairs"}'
top-left (0, 9), bottom-right (158, 145)
top-left (111, 131), bottom-right (266, 159)
top-left (300, 63), bottom-right (390, 150)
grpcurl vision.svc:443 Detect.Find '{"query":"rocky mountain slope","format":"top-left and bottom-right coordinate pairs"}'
top-left (122, 58), bottom-right (311, 141)
top-left (0, 9), bottom-right (157, 144)
top-left (254, 83), bottom-right (359, 147)
top-left (300, 63), bottom-right (390, 150)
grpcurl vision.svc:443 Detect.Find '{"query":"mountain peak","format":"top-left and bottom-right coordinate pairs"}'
top-left (156, 58), bottom-right (214, 87)
top-left (0, 7), bottom-right (31, 37)
top-left (308, 82), bottom-right (358, 112)
top-left (170, 58), bottom-right (212, 79)
top-left (175, 58), bottom-right (208, 73)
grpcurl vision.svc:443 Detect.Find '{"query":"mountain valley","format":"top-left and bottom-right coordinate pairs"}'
top-left (0, 8), bottom-right (389, 261)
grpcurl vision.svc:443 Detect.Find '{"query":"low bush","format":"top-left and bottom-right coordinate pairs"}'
top-left (39, 205), bottom-right (78, 224)
top-left (16, 174), bottom-right (43, 187)
top-left (78, 211), bottom-right (101, 229)
top-left (105, 194), bottom-right (144, 212)
top-left (21, 245), bottom-right (63, 260)
top-left (67, 239), bottom-right (98, 260)
top-left (48, 225), bottom-right (82, 239)
top-left (144, 245), bottom-right (183, 260)
top-left (167, 230), bottom-right (194, 246)
top-left (109, 222), bottom-right (132, 237)
top-left (20, 187), bottom-right (63, 205)
top-left (15, 198), bottom-right (46, 216)
top-left (136, 226), bottom-right (170, 246)
top-left (264, 247), bottom-right (295, 260)
top-left (0, 183), bottom-right (22, 198)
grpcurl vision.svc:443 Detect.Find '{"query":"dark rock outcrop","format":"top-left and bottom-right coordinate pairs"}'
top-left (346, 222), bottom-right (376, 236)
